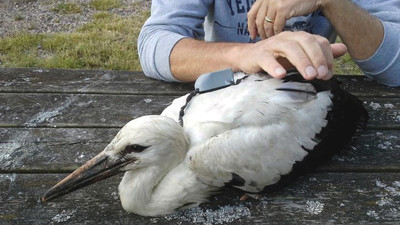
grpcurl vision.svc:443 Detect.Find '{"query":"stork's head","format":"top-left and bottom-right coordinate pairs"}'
top-left (42, 115), bottom-right (188, 202)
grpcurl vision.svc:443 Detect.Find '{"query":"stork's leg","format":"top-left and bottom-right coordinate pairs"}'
top-left (240, 193), bottom-right (262, 201)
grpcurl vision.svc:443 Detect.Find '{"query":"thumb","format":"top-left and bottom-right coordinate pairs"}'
top-left (331, 43), bottom-right (348, 58)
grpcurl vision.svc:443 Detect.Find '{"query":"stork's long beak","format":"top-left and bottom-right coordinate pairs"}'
top-left (42, 151), bottom-right (134, 202)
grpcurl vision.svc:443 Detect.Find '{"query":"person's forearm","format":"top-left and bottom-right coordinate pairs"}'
top-left (322, 0), bottom-right (384, 60)
top-left (171, 33), bottom-right (347, 82)
top-left (170, 38), bottom-right (248, 82)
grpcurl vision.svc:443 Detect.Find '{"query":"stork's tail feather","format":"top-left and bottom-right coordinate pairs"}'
top-left (339, 90), bottom-right (369, 149)
top-left (288, 73), bottom-right (369, 167)
top-left (319, 81), bottom-right (369, 154)
top-left (262, 73), bottom-right (369, 193)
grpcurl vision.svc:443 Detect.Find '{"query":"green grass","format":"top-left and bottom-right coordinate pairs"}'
top-left (52, 2), bottom-right (82, 14)
top-left (14, 14), bottom-right (24, 21)
top-left (333, 36), bottom-right (363, 75)
top-left (333, 53), bottom-right (363, 75)
top-left (0, 10), bottom-right (150, 70)
top-left (93, 11), bottom-right (113, 20)
top-left (89, 0), bottom-right (122, 11)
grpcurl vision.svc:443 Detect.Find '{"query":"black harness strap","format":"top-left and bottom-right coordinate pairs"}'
top-left (179, 88), bottom-right (199, 126)
top-left (178, 75), bottom-right (249, 127)
top-left (235, 75), bottom-right (249, 84)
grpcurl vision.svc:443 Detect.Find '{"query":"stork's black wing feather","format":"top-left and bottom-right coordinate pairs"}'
top-left (262, 72), bottom-right (369, 193)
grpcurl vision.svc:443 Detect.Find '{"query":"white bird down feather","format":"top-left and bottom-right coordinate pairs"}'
top-left (42, 72), bottom-right (368, 216)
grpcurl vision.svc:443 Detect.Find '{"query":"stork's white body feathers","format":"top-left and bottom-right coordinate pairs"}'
top-left (166, 73), bottom-right (331, 189)
top-left (119, 73), bottom-right (334, 215)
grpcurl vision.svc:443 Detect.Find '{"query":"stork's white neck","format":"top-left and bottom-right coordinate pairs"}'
top-left (118, 160), bottom-right (214, 216)
top-left (118, 165), bottom-right (165, 215)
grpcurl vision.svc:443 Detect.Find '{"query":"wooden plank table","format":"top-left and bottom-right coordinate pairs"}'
top-left (1, 68), bottom-right (399, 224)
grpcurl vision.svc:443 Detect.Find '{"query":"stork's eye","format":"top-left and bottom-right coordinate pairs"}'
top-left (123, 144), bottom-right (148, 154)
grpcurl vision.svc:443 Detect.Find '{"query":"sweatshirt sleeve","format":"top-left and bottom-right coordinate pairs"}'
top-left (138, 0), bottom-right (213, 82)
top-left (352, 0), bottom-right (400, 86)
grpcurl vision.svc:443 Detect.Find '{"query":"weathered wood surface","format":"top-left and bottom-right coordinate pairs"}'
top-left (1, 173), bottom-right (400, 224)
top-left (0, 68), bottom-right (193, 95)
top-left (1, 94), bottom-right (400, 129)
top-left (0, 93), bottom-right (173, 128)
top-left (0, 68), bottom-right (399, 224)
top-left (1, 68), bottom-right (399, 97)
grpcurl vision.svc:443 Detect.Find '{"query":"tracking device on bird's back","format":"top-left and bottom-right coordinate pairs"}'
top-left (194, 68), bottom-right (235, 93)
top-left (180, 68), bottom-right (236, 126)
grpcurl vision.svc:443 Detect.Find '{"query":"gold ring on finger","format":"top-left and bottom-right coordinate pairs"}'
top-left (265, 16), bottom-right (275, 23)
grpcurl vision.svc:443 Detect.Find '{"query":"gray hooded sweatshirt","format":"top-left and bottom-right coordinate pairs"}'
top-left (138, 0), bottom-right (400, 86)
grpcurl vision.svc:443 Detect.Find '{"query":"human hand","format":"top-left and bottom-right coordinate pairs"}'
top-left (235, 31), bottom-right (347, 80)
top-left (248, 0), bottom-right (326, 39)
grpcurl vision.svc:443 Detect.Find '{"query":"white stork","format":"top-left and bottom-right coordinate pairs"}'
top-left (42, 71), bottom-right (368, 216)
